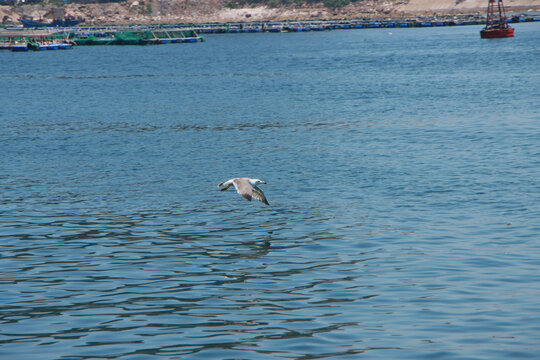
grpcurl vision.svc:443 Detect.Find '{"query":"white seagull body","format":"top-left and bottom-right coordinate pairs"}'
top-left (218, 177), bottom-right (270, 205)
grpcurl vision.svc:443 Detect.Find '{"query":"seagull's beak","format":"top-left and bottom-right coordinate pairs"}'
top-left (260, 181), bottom-right (267, 184)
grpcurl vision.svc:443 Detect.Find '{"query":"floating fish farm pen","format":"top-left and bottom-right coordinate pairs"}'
top-left (186, 13), bottom-right (538, 34)
top-left (67, 29), bottom-right (203, 46)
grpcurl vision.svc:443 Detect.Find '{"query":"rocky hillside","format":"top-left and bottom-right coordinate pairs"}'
top-left (1, 0), bottom-right (539, 25)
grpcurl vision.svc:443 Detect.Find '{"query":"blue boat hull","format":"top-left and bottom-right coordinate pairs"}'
top-left (19, 18), bottom-right (80, 28)
top-left (11, 44), bottom-right (29, 52)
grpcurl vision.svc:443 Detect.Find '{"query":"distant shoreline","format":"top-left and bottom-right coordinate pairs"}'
top-left (2, 1), bottom-right (540, 27)
top-left (2, 14), bottom-right (539, 39)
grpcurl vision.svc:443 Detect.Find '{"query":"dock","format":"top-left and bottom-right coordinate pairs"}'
top-left (66, 29), bottom-right (203, 45)
top-left (0, 27), bottom-right (203, 51)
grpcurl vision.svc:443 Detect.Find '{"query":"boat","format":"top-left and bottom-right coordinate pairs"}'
top-left (27, 41), bottom-right (47, 51)
top-left (10, 43), bottom-right (29, 52)
top-left (480, 0), bottom-right (514, 38)
top-left (58, 42), bottom-right (73, 50)
top-left (18, 8), bottom-right (82, 28)
top-left (19, 18), bottom-right (81, 28)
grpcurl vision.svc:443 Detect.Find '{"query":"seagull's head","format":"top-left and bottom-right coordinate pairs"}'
top-left (250, 179), bottom-right (267, 185)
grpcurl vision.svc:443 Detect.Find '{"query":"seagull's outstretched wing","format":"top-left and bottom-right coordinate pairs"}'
top-left (218, 180), bottom-right (233, 191)
top-left (252, 186), bottom-right (270, 205)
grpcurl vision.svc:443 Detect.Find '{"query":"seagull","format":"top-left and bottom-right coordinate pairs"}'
top-left (218, 177), bottom-right (270, 205)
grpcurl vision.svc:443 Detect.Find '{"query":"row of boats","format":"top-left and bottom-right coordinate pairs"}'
top-left (0, 34), bottom-right (73, 52)
top-left (187, 12), bottom-right (537, 34)
top-left (0, 29), bottom-right (203, 52)
top-left (9, 42), bottom-right (73, 52)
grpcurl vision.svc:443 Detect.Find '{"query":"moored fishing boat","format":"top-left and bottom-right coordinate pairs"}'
top-left (27, 41), bottom-right (47, 51)
top-left (10, 43), bottom-right (29, 52)
top-left (18, 8), bottom-right (82, 28)
top-left (46, 42), bottom-right (60, 50)
top-left (19, 17), bottom-right (81, 28)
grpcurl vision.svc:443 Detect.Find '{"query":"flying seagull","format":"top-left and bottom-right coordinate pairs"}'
top-left (218, 177), bottom-right (270, 205)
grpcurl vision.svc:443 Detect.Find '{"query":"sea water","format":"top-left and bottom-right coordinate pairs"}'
top-left (1, 23), bottom-right (539, 359)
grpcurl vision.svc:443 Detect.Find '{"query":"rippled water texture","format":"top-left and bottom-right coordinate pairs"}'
top-left (1, 23), bottom-right (539, 359)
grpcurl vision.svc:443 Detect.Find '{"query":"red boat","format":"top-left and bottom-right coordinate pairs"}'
top-left (480, 0), bottom-right (514, 38)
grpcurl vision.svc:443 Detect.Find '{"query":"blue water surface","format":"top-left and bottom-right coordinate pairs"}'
top-left (1, 23), bottom-right (539, 359)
